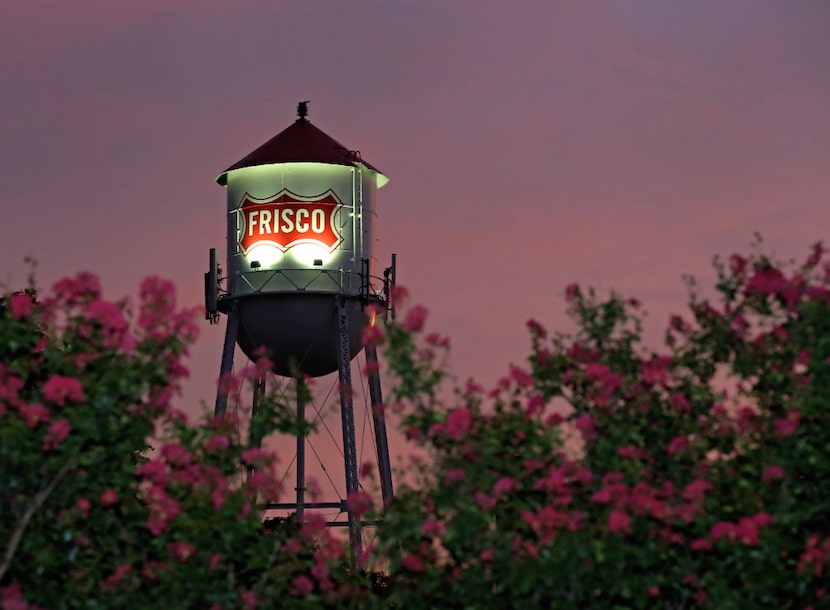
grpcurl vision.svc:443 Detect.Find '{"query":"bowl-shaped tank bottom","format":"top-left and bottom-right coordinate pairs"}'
top-left (233, 294), bottom-right (367, 378)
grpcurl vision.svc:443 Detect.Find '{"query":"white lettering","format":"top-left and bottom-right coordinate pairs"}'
top-left (311, 209), bottom-right (325, 233)
top-left (280, 208), bottom-right (294, 233)
top-left (247, 210), bottom-right (258, 237)
top-left (295, 208), bottom-right (309, 233)
top-left (259, 209), bottom-right (272, 235)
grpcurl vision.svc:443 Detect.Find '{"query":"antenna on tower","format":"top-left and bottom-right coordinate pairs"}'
top-left (297, 100), bottom-right (309, 120)
top-left (204, 248), bottom-right (220, 324)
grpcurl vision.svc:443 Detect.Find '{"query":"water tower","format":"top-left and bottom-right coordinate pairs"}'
top-left (205, 102), bottom-right (394, 553)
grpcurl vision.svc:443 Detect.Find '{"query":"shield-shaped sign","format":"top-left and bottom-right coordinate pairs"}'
top-left (237, 189), bottom-right (343, 254)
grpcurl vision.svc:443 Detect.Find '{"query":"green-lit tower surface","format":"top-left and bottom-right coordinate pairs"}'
top-left (205, 102), bottom-right (395, 556)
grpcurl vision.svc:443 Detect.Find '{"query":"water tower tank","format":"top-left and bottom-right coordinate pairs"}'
top-left (216, 103), bottom-right (389, 377)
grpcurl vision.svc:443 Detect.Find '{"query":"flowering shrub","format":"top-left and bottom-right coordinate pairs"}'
top-left (373, 241), bottom-right (830, 608)
top-left (0, 273), bottom-right (372, 609)
top-left (4, 239), bottom-right (830, 608)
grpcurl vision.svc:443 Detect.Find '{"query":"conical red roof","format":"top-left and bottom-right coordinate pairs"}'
top-left (216, 117), bottom-right (387, 187)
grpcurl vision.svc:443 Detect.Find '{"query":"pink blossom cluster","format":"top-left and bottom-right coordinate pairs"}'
top-left (42, 375), bottom-right (84, 406)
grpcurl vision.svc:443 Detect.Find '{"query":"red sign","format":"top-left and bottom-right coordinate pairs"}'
top-left (238, 190), bottom-right (343, 254)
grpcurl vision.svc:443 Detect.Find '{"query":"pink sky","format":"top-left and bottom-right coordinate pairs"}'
top-left (3, 1), bottom-right (829, 509)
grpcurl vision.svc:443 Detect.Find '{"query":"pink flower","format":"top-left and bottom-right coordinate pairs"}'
top-left (667, 435), bottom-right (689, 457)
top-left (421, 519), bottom-right (446, 537)
top-left (136, 460), bottom-right (169, 487)
top-left (76, 497), bottom-right (91, 519)
top-left (805, 242), bottom-right (825, 268)
top-left (669, 314), bottom-right (691, 334)
top-left (239, 590), bottom-right (257, 609)
top-left (798, 534), bottom-right (830, 577)
top-left (361, 323), bottom-right (384, 347)
top-left (139, 276), bottom-right (176, 332)
top-left (9, 293), bottom-right (33, 319)
top-left (0, 371), bottom-right (23, 408)
top-left (735, 518), bottom-right (760, 546)
top-left (573, 413), bottom-right (598, 442)
top-left (346, 490), bottom-right (373, 518)
top-left (617, 446), bottom-right (645, 460)
top-left (774, 410), bottom-right (801, 436)
top-left (217, 372), bottom-right (241, 397)
top-left (99, 564), bottom-right (132, 591)
top-left (525, 394), bottom-right (546, 417)
top-left (85, 299), bottom-right (130, 349)
top-left (43, 419), bottom-right (71, 451)
top-left (241, 447), bottom-right (273, 468)
top-left (390, 285), bottom-right (409, 308)
top-left (648, 585), bottom-right (661, 597)
top-left (729, 253), bottom-right (747, 275)
top-left (42, 375), bottom-right (84, 406)
top-left (161, 442), bottom-right (192, 467)
top-left (291, 575), bottom-right (315, 596)
top-left (204, 435), bottom-right (230, 453)
top-left (607, 511), bottom-right (631, 534)
top-left (444, 407), bottom-right (473, 439)
top-left (669, 392), bottom-right (690, 413)
top-left (690, 538), bottom-right (712, 552)
top-left (492, 476), bottom-right (518, 498)
top-left (682, 479), bottom-right (713, 504)
top-left (642, 356), bottom-right (672, 387)
top-left (140, 560), bottom-right (166, 581)
top-left (402, 304), bottom-right (428, 332)
top-left (52, 272), bottom-right (102, 305)
top-left (591, 487), bottom-right (614, 505)
top-left (509, 365), bottom-right (534, 387)
top-left (731, 513), bottom-right (772, 547)
top-left (744, 266), bottom-right (788, 297)
top-left (762, 465), bottom-right (786, 485)
top-left (0, 582), bottom-right (30, 610)
top-left (310, 562), bottom-right (330, 587)
top-left (167, 541), bottom-right (195, 562)
top-left (401, 553), bottom-right (426, 573)
top-left (100, 489), bottom-right (119, 507)
top-left (750, 512), bottom-right (773, 528)
top-left (212, 488), bottom-right (226, 512)
top-left (360, 461), bottom-right (375, 478)
top-left (564, 283), bottom-right (581, 302)
top-left (475, 491), bottom-right (497, 511)
top-left (585, 363), bottom-right (611, 380)
top-left (526, 318), bottom-right (547, 339)
top-left (710, 521), bottom-right (736, 542)
top-left (22, 403), bottom-right (49, 428)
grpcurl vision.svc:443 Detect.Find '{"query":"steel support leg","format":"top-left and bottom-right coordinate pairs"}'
top-left (365, 343), bottom-right (394, 505)
top-left (336, 298), bottom-right (362, 558)
top-left (296, 378), bottom-right (306, 523)
top-left (250, 374), bottom-right (266, 449)
top-left (214, 301), bottom-right (239, 418)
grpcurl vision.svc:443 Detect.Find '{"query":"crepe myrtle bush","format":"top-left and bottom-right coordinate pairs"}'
top-left (4, 238), bottom-right (830, 609)
top-left (371, 239), bottom-right (830, 609)
top-left (0, 271), bottom-right (375, 609)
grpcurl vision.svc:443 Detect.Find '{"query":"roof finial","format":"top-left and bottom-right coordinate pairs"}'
top-left (297, 100), bottom-right (309, 120)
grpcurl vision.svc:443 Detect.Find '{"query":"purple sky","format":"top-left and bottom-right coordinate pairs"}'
top-left (3, 1), bottom-right (830, 500)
